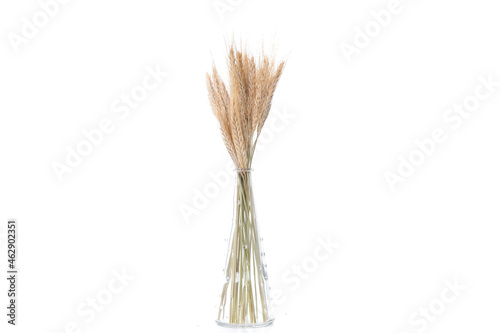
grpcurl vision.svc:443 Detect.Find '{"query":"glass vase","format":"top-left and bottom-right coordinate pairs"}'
top-left (216, 169), bottom-right (274, 328)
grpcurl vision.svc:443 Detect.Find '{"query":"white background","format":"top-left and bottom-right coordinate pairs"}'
top-left (1, 0), bottom-right (500, 332)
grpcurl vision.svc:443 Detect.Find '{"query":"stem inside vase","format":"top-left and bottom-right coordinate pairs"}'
top-left (216, 170), bottom-right (273, 327)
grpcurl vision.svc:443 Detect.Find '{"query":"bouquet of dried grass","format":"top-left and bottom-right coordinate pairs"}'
top-left (206, 42), bottom-right (285, 327)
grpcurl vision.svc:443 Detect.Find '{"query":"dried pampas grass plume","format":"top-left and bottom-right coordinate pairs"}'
top-left (206, 42), bottom-right (286, 169)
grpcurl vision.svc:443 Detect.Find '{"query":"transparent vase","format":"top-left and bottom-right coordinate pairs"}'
top-left (216, 169), bottom-right (274, 328)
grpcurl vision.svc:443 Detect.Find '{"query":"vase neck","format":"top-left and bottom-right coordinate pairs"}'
top-left (234, 168), bottom-right (253, 176)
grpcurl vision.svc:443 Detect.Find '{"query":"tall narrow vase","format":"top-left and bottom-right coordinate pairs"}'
top-left (216, 169), bottom-right (274, 328)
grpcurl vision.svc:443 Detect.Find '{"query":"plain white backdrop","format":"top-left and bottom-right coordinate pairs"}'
top-left (1, 0), bottom-right (500, 332)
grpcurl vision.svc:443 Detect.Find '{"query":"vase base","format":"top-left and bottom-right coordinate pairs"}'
top-left (215, 318), bottom-right (274, 328)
